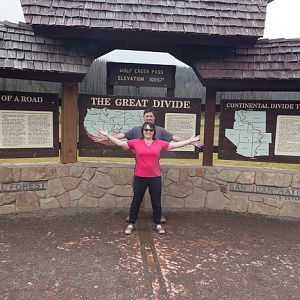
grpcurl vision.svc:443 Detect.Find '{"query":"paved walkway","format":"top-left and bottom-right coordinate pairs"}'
top-left (0, 209), bottom-right (300, 299)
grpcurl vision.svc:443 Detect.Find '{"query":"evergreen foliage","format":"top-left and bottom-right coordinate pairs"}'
top-left (1, 59), bottom-right (300, 102)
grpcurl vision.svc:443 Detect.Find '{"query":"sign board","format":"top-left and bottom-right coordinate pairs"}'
top-left (0, 92), bottom-right (59, 158)
top-left (219, 100), bottom-right (300, 163)
top-left (229, 183), bottom-right (300, 202)
top-left (0, 181), bottom-right (47, 193)
top-left (107, 62), bottom-right (176, 88)
top-left (79, 94), bottom-right (201, 158)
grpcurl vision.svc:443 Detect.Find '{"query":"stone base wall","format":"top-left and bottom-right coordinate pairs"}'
top-left (0, 162), bottom-right (300, 219)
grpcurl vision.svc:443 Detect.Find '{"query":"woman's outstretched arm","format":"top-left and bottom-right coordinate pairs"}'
top-left (167, 135), bottom-right (201, 150)
top-left (97, 129), bottom-right (129, 150)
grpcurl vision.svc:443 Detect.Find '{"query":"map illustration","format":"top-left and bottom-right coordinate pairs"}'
top-left (225, 110), bottom-right (272, 158)
top-left (84, 107), bottom-right (144, 137)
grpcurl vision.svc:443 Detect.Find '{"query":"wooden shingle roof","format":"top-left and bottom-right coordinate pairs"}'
top-left (20, 0), bottom-right (269, 39)
top-left (194, 39), bottom-right (300, 81)
top-left (0, 21), bottom-right (98, 81)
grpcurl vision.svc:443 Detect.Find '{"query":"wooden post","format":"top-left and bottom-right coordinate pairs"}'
top-left (167, 87), bottom-right (175, 97)
top-left (203, 87), bottom-right (217, 166)
top-left (61, 82), bottom-right (78, 163)
top-left (106, 84), bottom-right (114, 95)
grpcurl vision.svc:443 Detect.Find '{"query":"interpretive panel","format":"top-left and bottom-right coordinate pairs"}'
top-left (79, 94), bottom-right (201, 158)
top-left (165, 113), bottom-right (196, 152)
top-left (275, 115), bottom-right (300, 156)
top-left (0, 110), bottom-right (53, 148)
top-left (0, 92), bottom-right (59, 158)
top-left (107, 62), bottom-right (176, 88)
top-left (219, 100), bottom-right (300, 163)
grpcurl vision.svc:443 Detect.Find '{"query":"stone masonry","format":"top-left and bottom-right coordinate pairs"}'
top-left (0, 162), bottom-right (300, 219)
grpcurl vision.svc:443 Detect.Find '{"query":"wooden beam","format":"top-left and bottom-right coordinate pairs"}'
top-left (33, 26), bottom-right (257, 49)
top-left (202, 79), bottom-right (300, 91)
top-left (0, 69), bottom-right (85, 82)
top-left (61, 82), bottom-right (78, 163)
top-left (203, 87), bottom-right (217, 166)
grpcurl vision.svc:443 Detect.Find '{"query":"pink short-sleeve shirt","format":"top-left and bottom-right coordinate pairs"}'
top-left (127, 139), bottom-right (169, 177)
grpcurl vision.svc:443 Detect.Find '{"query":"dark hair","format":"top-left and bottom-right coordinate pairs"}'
top-left (141, 122), bottom-right (156, 140)
top-left (143, 108), bottom-right (156, 117)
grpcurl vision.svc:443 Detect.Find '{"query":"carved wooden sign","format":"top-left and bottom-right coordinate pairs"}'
top-left (107, 62), bottom-right (176, 88)
top-left (79, 94), bottom-right (201, 159)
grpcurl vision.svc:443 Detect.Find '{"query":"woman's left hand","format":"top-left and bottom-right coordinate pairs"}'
top-left (190, 135), bottom-right (204, 147)
top-left (189, 135), bottom-right (201, 143)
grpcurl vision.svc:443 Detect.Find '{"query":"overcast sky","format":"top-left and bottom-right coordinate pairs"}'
top-left (0, 0), bottom-right (300, 64)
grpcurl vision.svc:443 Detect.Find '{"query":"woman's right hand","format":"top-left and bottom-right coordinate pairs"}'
top-left (97, 128), bottom-right (109, 138)
top-left (96, 128), bottom-right (129, 150)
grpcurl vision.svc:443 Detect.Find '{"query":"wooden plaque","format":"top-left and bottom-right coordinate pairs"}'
top-left (79, 94), bottom-right (201, 159)
top-left (107, 62), bottom-right (176, 88)
top-left (0, 91), bottom-right (59, 158)
top-left (219, 100), bottom-right (300, 163)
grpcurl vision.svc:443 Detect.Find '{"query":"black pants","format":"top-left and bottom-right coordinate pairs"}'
top-left (128, 176), bottom-right (162, 225)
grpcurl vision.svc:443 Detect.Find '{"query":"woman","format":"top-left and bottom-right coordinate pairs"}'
top-left (98, 122), bottom-right (200, 235)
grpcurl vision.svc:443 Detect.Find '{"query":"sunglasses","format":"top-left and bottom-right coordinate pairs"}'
top-left (143, 128), bottom-right (154, 132)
